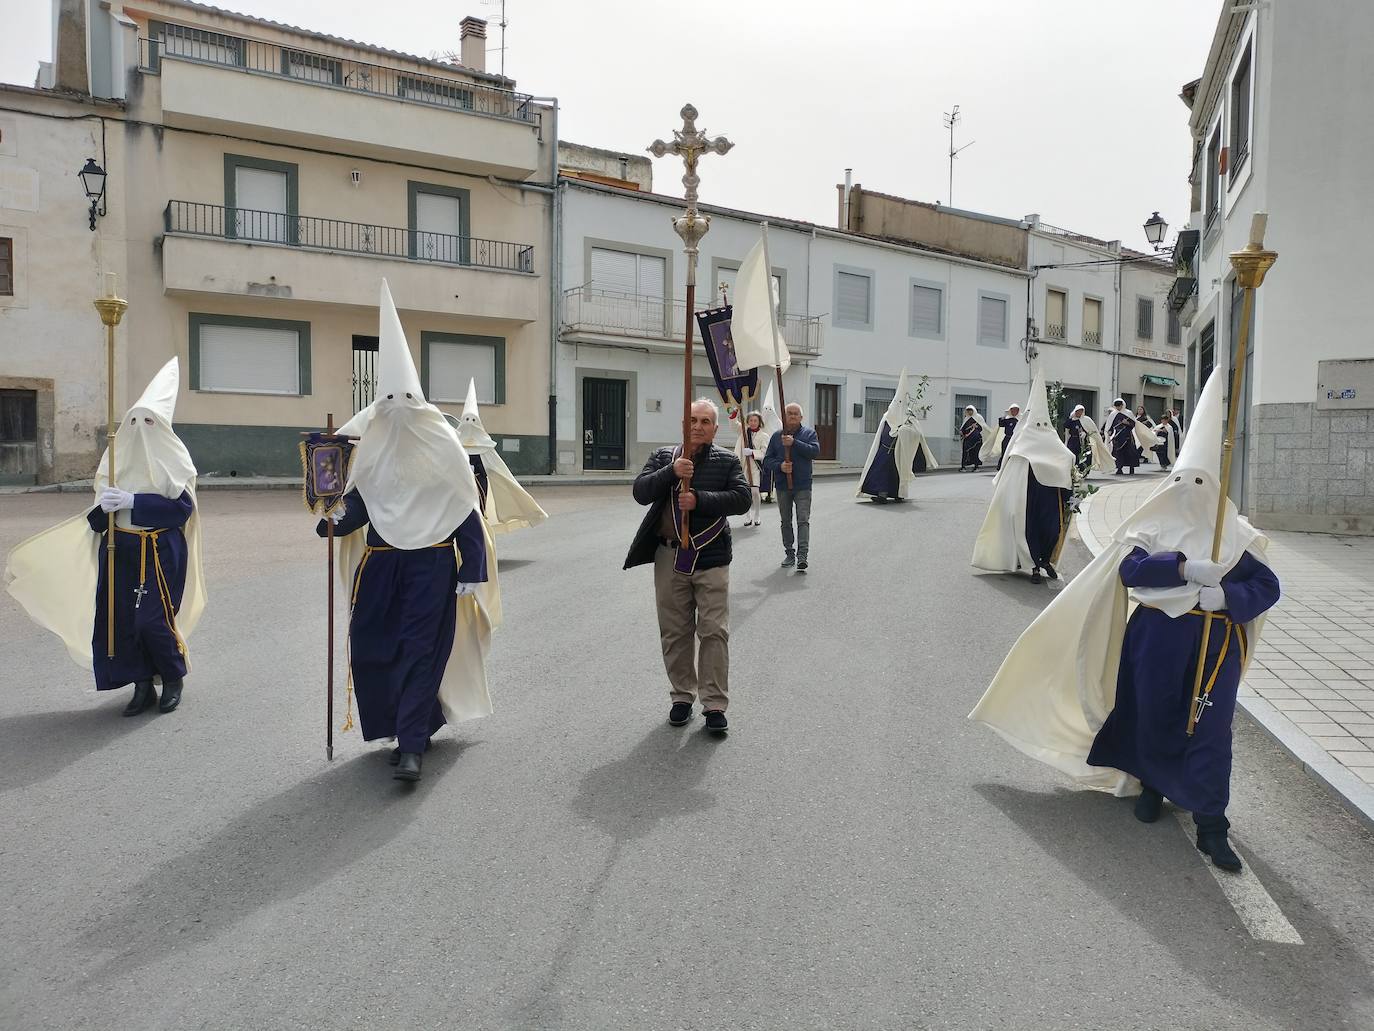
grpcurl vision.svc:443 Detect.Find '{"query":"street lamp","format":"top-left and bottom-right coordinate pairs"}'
top-left (1143, 211), bottom-right (1169, 252)
top-left (79, 158), bottom-right (106, 231)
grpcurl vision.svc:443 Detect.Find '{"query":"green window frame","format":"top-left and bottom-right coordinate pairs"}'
top-left (188, 313), bottom-right (312, 396)
top-left (224, 154), bottom-right (300, 245)
top-left (408, 181), bottom-right (471, 264)
top-left (420, 331), bottom-right (505, 405)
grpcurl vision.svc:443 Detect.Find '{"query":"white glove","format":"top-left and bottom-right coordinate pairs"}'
top-left (99, 487), bottom-right (135, 513)
top-left (328, 501), bottom-right (347, 524)
top-left (456, 582), bottom-right (478, 598)
top-left (1183, 558), bottom-right (1228, 587)
top-left (1198, 585), bottom-right (1227, 612)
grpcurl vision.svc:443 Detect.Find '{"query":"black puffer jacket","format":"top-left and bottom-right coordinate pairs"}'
top-left (624, 444), bottom-right (751, 571)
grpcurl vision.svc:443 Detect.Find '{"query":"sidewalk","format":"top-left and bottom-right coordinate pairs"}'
top-left (1077, 470), bottom-right (1374, 829)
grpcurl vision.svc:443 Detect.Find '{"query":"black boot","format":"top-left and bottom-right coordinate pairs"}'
top-left (1133, 785), bottom-right (1163, 823)
top-left (158, 679), bottom-right (184, 713)
top-left (122, 680), bottom-right (158, 717)
top-left (388, 739), bottom-right (432, 764)
top-left (393, 752), bottom-right (423, 781)
top-left (1030, 567), bottom-right (1043, 584)
top-left (1195, 814), bottom-right (1242, 872)
top-left (1043, 561), bottom-right (1059, 580)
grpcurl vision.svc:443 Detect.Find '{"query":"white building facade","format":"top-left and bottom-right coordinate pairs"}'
top-left (1175, 0), bottom-right (1374, 534)
top-left (554, 177), bottom-right (1032, 473)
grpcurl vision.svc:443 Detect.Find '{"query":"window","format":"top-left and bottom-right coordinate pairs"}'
top-left (1230, 44), bottom-right (1252, 179)
top-left (1137, 297), bottom-right (1154, 340)
top-left (864, 387), bottom-right (895, 434)
top-left (1167, 307), bottom-right (1181, 346)
top-left (0, 389), bottom-right (37, 444)
top-left (408, 182), bottom-right (471, 264)
top-left (0, 237), bottom-right (12, 296)
top-left (590, 245), bottom-right (668, 332)
top-left (953, 392), bottom-right (988, 435)
top-left (398, 75), bottom-right (474, 110)
top-left (189, 314), bottom-right (310, 395)
top-left (1205, 124), bottom-right (1221, 227)
top-left (1045, 288), bottom-right (1066, 340)
top-left (1120, 392), bottom-right (1136, 412)
top-left (834, 268), bottom-right (873, 329)
top-left (423, 332), bottom-right (505, 404)
top-left (224, 155), bottom-right (298, 244)
top-left (1083, 297), bottom-right (1102, 347)
top-left (284, 49), bottom-right (342, 84)
top-left (977, 292), bottom-right (1008, 347)
top-left (909, 280), bottom-right (943, 339)
top-left (153, 22), bottom-right (243, 68)
top-left (1200, 321), bottom-right (1216, 385)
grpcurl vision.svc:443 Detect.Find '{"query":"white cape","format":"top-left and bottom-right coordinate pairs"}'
top-left (475, 447), bottom-right (548, 534)
top-left (1078, 415), bottom-right (1112, 472)
top-left (856, 423), bottom-right (938, 499)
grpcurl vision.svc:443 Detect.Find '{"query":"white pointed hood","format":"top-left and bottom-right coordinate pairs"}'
top-left (338, 280), bottom-right (479, 550)
top-left (883, 369), bottom-right (912, 430)
top-left (457, 378), bottom-right (497, 452)
top-left (95, 357), bottom-right (196, 498)
top-left (760, 381), bottom-right (783, 436)
top-left (1000, 370), bottom-right (1074, 489)
top-left (1110, 366), bottom-right (1261, 617)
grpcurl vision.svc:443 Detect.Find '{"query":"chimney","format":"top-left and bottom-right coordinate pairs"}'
top-left (52, 0), bottom-right (90, 94)
top-left (460, 16), bottom-right (487, 73)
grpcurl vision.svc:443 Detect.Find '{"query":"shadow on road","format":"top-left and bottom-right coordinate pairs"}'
top-left (495, 558), bottom-right (536, 573)
top-left (0, 702), bottom-right (144, 794)
top-left (82, 738), bottom-right (477, 977)
top-left (970, 570), bottom-right (1067, 607)
top-left (974, 782), bottom-right (1374, 1029)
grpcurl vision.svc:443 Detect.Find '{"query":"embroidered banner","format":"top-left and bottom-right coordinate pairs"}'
top-left (300, 434), bottom-right (355, 516)
top-left (695, 305), bottom-right (758, 408)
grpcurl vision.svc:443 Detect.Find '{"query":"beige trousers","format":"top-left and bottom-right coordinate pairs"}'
top-left (652, 546), bottom-right (731, 711)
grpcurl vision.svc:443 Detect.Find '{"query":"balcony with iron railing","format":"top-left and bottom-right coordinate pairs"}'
top-left (1083, 330), bottom-right (1103, 348)
top-left (561, 287), bottom-right (824, 361)
top-left (1044, 323), bottom-right (1066, 341)
top-left (138, 28), bottom-right (543, 178)
top-left (161, 200), bottom-right (541, 320)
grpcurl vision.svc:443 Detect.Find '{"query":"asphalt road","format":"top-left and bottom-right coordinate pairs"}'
top-left (2, 472), bottom-right (1372, 1031)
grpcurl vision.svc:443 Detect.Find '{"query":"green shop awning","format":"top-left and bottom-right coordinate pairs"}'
top-left (1141, 374), bottom-right (1179, 387)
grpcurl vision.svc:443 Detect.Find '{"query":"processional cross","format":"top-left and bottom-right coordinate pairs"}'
top-left (647, 104), bottom-right (733, 547)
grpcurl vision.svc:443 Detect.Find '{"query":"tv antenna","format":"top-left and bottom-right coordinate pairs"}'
top-left (482, 0), bottom-right (509, 78)
top-left (943, 105), bottom-right (975, 206)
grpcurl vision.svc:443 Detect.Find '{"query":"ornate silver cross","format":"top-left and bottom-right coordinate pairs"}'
top-left (133, 583), bottom-right (149, 608)
top-left (647, 104), bottom-right (733, 287)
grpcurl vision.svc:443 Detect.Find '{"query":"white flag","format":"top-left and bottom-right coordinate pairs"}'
top-left (730, 228), bottom-right (791, 374)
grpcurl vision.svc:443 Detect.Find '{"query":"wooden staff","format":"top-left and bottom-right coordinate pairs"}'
top-left (1187, 215), bottom-right (1277, 735)
top-left (94, 283), bottom-right (128, 659)
top-left (775, 367), bottom-right (793, 490)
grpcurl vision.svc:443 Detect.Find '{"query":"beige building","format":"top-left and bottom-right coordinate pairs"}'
top-left (2, 0), bottom-right (556, 483)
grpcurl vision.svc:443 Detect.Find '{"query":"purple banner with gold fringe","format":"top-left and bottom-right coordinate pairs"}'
top-left (695, 305), bottom-right (758, 408)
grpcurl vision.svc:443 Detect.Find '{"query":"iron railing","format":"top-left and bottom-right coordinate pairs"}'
top-left (1082, 330), bottom-right (1103, 348)
top-left (138, 29), bottom-right (536, 124)
top-left (164, 200), bottom-right (535, 273)
top-left (1044, 323), bottom-right (1066, 341)
top-left (560, 287), bottom-right (824, 359)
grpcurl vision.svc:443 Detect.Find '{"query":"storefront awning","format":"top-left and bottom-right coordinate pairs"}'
top-left (1141, 374), bottom-right (1179, 387)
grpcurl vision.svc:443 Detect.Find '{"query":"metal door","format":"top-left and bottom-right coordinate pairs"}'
top-left (352, 335), bottom-right (378, 413)
top-left (815, 383), bottom-right (839, 460)
top-left (0, 389), bottom-right (37, 485)
top-left (583, 377), bottom-right (627, 470)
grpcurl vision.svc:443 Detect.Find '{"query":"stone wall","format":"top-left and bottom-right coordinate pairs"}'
top-left (1251, 403), bottom-right (1374, 535)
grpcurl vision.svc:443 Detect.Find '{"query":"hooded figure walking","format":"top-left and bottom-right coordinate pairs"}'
top-left (453, 378), bottom-right (548, 535)
top-left (970, 369), bottom-right (1280, 872)
top-left (321, 282), bottom-right (498, 782)
top-left (6, 358), bottom-right (207, 715)
top-left (857, 369), bottom-right (939, 503)
top-left (959, 405), bottom-right (990, 472)
top-left (971, 372), bottom-right (1075, 584)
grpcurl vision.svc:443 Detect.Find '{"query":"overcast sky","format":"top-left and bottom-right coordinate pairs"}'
top-left (1, 0), bottom-right (1220, 246)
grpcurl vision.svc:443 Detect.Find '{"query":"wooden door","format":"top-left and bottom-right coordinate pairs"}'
top-left (815, 383), bottom-right (839, 461)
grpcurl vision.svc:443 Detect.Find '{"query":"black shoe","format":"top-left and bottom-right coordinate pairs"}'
top-left (703, 710), bottom-right (728, 734)
top-left (1030, 568), bottom-right (1043, 584)
top-left (157, 679), bottom-right (183, 713)
top-left (1134, 786), bottom-right (1163, 823)
top-left (796, 559), bottom-right (808, 572)
top-left (1197, 831), bottom-right (1242, 871)
top-left (1043, 562), bottom-right (1058, 581)
top-left (122, 680), bottom-right (157, 717)
top-left (668, 702), bottom-right (693, 727)
top-left (393, 752), bottom-right (422, 781)
top-left (781, 555), bottom-right (795, 568)
top-left (388, 739), bottom-right (432, 765)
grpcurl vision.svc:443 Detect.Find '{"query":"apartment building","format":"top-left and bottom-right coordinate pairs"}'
top-left (2, 0), bottom-right (556, 483)
top-left (1172, 0), bottom-right (1374, 534)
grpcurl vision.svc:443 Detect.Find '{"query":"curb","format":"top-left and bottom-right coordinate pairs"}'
top-left (1077, 481), bottom-right (1374, 833)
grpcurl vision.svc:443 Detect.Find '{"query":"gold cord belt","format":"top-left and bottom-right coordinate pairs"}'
top-left (114, 525), bottom-right (187, 657)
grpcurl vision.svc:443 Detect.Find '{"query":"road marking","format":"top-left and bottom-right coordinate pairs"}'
top-left (1173, 810), bottom-right (1304, 944)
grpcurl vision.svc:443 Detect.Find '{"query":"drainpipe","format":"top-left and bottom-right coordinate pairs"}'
top-left (544, 99), bottom-right (560, 474)
top-left (1113, 252), bottom-right (1122, 403)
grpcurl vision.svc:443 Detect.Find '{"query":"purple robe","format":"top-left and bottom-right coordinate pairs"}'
top-left (1087, 547), bottom-right (1280, 816)
top-left (1024, 470), bottom-right (1068, 568)
top-left (319, 489), bottom-right (487, 752)
top-left (86, 491), bottom-right (194, 690)
top-left (859, 423), bottom-right (901, 498)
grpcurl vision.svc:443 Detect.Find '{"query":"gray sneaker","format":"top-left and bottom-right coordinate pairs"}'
top-left (781, 554), bottom-right (796, 568)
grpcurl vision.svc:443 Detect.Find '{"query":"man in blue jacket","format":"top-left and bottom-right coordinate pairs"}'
top-left (763, 403), bottom-right (822, 571)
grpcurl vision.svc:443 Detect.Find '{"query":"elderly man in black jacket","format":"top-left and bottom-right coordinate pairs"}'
top-left (625, 399), bottom-right (752, 733)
